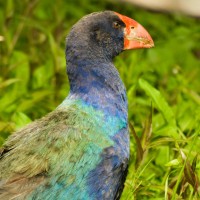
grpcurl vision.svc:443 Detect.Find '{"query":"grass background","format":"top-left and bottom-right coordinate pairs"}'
top-left (0, 0), bottom-right (200, 199)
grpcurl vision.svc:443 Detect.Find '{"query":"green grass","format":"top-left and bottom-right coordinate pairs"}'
top-left (0, 0), bottom-right (200, 199)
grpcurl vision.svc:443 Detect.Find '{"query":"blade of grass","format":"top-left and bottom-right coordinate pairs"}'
top-left (139, 78), bottom-right (176, 127)
top-left (171, 124), bottom-right (200, 199)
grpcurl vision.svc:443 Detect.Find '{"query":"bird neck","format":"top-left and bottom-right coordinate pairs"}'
top-left (64, 55), bottom-right (127, 121)
top-left (63, 28), bottom-right (127, 120)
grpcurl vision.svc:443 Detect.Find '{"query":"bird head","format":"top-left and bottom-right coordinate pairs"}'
top-left (66, 11), bottom-right (154, 61)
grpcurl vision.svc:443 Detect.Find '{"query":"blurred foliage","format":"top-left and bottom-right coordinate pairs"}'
top-left (0, 0), bottom-right (200, 199)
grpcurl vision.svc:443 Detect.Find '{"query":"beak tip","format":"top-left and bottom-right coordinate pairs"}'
top-left (149, 41), bottom-right (155, 48)
top-left (142, 38), bottom-right (155, 49)
top-left (145, 33), bottom-right (154, 48)
top-left (144, 34), bottom-right (154, 48)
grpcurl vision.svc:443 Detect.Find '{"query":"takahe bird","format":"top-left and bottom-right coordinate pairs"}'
top-left (0, 11), bottom-right (154, 200)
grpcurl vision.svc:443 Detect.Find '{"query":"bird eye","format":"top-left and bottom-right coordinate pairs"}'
top-left (113, 21), bottom-right (121, 29)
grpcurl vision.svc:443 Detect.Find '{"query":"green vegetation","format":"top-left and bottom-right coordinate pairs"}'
top-left (0, 0), bottom-right (200, 199)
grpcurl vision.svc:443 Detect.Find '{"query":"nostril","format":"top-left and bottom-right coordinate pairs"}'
top-left (131, 26), bottom-right (135, 29)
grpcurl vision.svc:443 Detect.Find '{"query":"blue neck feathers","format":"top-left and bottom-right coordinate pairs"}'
top-left (65, 57), bottom-right (127, 121)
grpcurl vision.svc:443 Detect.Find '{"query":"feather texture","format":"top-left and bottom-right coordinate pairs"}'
top-left (0, 100), bottom-right (129, 199)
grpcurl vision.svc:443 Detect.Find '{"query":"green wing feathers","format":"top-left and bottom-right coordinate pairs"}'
top-left (0, 102), bottom-right (114, 199)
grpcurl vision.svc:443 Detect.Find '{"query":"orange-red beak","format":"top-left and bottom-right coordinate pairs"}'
top-left (115, 12), bottom-right (154, 50)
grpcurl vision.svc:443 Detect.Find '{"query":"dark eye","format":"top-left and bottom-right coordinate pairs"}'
top-left (113, 21), bottom-right (121, 29)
